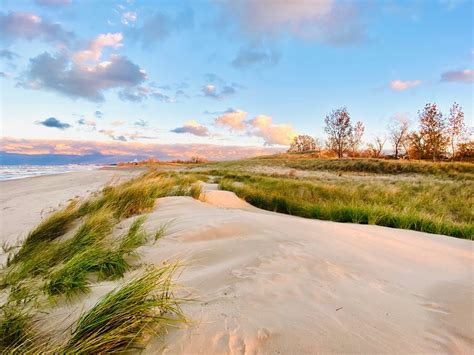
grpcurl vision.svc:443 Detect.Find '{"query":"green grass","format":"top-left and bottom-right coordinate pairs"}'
top-left (63, 266), bottom-right (183, 353)
top-left (217, 171), bottom-right (473, 239)
top-left (0, 170), bottom-right (199, 351)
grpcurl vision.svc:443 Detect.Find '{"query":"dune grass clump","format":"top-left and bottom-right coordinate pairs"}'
top-left (0, 305), bottom-right (32, 352)
top-left (63, 266), bottom-right (183, 353)
top-left (45, 217), bottom-right (149, 298)
top-left (8, 201), bottom-right (79, 266)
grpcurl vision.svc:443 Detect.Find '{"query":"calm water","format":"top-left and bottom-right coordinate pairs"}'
top-left (0, 165), bottom-right (101, 181)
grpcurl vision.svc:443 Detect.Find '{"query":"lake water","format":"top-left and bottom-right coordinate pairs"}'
top-left (0, 165), bottom-right (101, 181)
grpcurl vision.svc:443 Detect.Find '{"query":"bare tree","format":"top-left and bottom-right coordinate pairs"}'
top-left (388, 116), bottom-right (410, 159)
top-left (418, 103), bottom-right (448, 161)
top-left (288, 135), bottom-right (318, 153)
top-left (349, 121), bottom-right (364, 157)
top-left (447, 102), bottom-right (466, 160)
top-left (368, 136), bottom-right (386, 158)
top-left (324, 107), bottom-right (352, 158)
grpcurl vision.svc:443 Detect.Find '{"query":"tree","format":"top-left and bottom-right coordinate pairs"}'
top-left (349, 121), bottom-right (364, 157)
top-left (288, 135), bottom-right (318, 153)
top-left (324, 107), bottom-right (352, 158)
top-left (447, 102), bottom-right (466, 160)
top-left (418, 103), bottom-right (448, 161)
top-left (388, 116), bottom-right (410, 159)
top-left (368, 136), bottom-right (386, 158)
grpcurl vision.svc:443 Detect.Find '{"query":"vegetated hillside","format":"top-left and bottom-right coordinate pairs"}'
top-left (207, 153), bottom-right (474, 179)
top-left (197, 155), bottom-right (474, 239)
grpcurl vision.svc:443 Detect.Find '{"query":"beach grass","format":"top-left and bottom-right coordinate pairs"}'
top-left (0, 170), bottom-right (198, 351)
top-left (63, 266), bottom-right (183, 353)
top-left (217, 171), bottom-right (473, 239)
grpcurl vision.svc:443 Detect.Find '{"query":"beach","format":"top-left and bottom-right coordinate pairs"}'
top-left (0, 170), bottom-right (472, 353)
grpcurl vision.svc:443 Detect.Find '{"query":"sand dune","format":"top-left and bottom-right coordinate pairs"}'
top-left (0, 172), bottom-right (472, 353)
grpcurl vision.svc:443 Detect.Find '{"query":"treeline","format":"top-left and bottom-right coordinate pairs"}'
top-left (288, 103), bottom-right (472, 161)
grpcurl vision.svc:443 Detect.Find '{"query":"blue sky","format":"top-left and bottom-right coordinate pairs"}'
top-left (0, 0), bottom-right (472, 160)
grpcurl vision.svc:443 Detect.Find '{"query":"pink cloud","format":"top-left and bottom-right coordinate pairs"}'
top-left (215, 109), bottom-right (248, 131)
top-left (0, 137), bottom-right (284, 161)
top-left (389, 79), bottom-right (422, 91)
top-left (248, 115), bottom-right (297, 145)
top-left (440, 69), bottom-right (473, 83)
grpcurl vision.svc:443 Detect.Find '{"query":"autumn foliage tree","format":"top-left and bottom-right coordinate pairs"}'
top-left (409, 103), bottom-right (449, 161)
top-left (349, 121), bottom-right (365, 157)
top-left (288, 135), bottom-right (319, 153)
top-left (324, 107), bottom-right (353, 158)
top-left (447, 102), bottom-right (466, 160)
top-left (388, 116), bottom-right (410, 159)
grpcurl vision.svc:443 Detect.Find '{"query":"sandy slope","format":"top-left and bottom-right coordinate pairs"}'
top-left (0, 172), bottom-right (473, 353)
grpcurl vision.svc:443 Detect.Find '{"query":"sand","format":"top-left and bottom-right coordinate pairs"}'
top-left (1, 171), bottom-right (473, 353)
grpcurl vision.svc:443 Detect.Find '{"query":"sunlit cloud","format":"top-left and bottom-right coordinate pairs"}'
top-left (0, 11), bottom-right (74, 44)
top-left (0, 137), bottom-right (284, 161)
top-left (73, 32), bottom-right (123, 63)
top-left (215, 108), bottom-right (248, 131)
top-left (248, 115), bottom-right (297, 145)
top-left (389, 79), bottom-right (422, 91)
top-left (171, 120), bottom-right (210, 137)
top-left (218, 0), bottom-right (366, 46)
top-left (19, 52), bottom-right (147, 101)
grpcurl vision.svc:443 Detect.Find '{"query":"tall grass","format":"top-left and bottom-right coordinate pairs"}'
top-left (63, 266), bottom-right (183, 353)
top-left (219, 173), bottom-right (473, 239)
top-left (207, 155), bottom-right (474, 179)
top-left (0, 170), bottom-right (197, 351)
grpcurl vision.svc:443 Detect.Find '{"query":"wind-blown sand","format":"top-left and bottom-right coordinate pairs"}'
top-left (0, 172), bottom-right (472, 353)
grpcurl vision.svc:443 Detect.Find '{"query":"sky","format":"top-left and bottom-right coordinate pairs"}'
top-left (0, 0), bottom-right (473, 162)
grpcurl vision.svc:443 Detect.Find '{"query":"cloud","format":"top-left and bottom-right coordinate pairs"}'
top-left (122, 11), bottom-right (137, 25)
top-left (0, 11), bottom-right (74, 44)
top-left (99, 129), bottom-right (127, 141)
top-left (0, 49), bottom-right (19, 60)
top-left (218, 0), bottom-right (366, 46)
top-left (232, 45), bottom-right (280, 69)
top-left (389, 79), bottom-right (422, 91)
top-left (440, 69), bottom-right (473, 83)
top-left (118, 85), bottom-right (175, 103)
top-left (110, 120), bottom-right (125, 127)
top-left (248, 115), bottom-right (297, 145)
top-left (171, 120), bottom-right (210, 137)
top-left (77, 118), bottom-right (96, 127)
top-left (215, 108), bottom-right (248, 131)
top-left (133, 8), bottom-right (194, 45)
top-left (35, 0), bottom-right (72, 7)
top-left (37, 117), bottom-right (71, 130)
top-left (94, 110), bottom-right (103, 118)
top-left (134, 119), bottom-right (148, 128)
top-left (202, 84), bottom-right (236, 100)
top-left (0, 72), bottom-right (7, 78)
top-left (20, 52), bottom-right (147, 101)
top-left (73, 33), bottom-right (123, 63)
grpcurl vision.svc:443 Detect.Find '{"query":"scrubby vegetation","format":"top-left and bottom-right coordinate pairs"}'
top-left (0, 170), bottom-right (200, 352)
